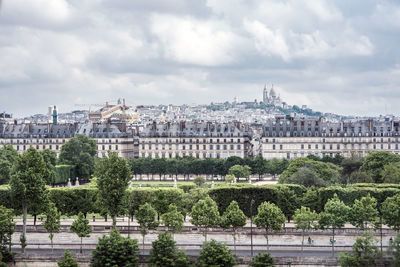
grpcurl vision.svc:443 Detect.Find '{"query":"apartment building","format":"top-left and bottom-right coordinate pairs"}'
top-left (261, 115), bottom-right (400, 159)
top-left (138, 121), bottom-right (253, 159)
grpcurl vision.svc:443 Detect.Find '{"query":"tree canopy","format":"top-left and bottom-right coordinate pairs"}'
top-left (59, 134), bottom-right (97, 180)
top-left (0, 145), bottom-right (19, 185)
top-left (95, 152), bottom-right (131, 227)
top-left (190, 196), bottom-right (220, 242)
top-left (360, 151), bottom-right (400, 183)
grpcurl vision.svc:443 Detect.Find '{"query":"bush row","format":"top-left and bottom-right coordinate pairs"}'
top-left (1, 183), bottom-right (399, 218)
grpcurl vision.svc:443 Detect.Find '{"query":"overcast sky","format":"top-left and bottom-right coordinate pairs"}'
top-left (1, 0), bottom-right (400, 117)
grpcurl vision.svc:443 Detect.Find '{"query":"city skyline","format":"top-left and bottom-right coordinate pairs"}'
top-left (1, 1), bottom-right (400, 117)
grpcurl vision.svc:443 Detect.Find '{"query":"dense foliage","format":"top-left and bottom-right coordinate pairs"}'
top-left (59, 135), bottom-right (97, 180)
top-left (149, 232), bottom-right (191, 267)
top-left (197, 239), bottom-right (237, 267)
top-left (91, 229), bottom-right (139, 267)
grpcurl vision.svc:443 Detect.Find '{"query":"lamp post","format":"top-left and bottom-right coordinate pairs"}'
top-left (250, 199), bottom-right (255, 257)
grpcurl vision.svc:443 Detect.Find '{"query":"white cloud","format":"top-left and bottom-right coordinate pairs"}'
top-left (151, 14), bottom-right (241, 66)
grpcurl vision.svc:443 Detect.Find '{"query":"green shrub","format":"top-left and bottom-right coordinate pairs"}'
top-left (178, 183), bottom-right (197, 193)
top-left (250, 252), bottom-right (275, 267)
top-left (54, 165), bottom-right (74, 184)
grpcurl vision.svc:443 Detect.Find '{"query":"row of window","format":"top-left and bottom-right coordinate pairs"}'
top-left (141, 144), bottom-right (242, 151)
top-left (141, 138), bottom-right (243, 144)
top-left (267, 143), bottom-right (399, 150)
top-left (140, 152), bottom-right (243, 159)
top-left (265, 137), bottom-right (400, 143)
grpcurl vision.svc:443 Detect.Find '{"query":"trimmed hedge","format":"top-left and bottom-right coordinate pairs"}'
top-left (208, 184), bottom-right (306, 217)
top-left (54, 165), bottom-right (74, 184)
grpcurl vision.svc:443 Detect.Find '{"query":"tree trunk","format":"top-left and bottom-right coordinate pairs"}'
top-left (80, 237), bottom-right (83, 254)
top-left (33, 214), bottom-right (37, 226)
top-left (266, 234), bottom-right (269, 251)
top-left (22, 204), bottom-right (27, 254)
top-left (332, 228), bottom-right (335, 257)
top-left (204, 228), bottom-right (207, 242)
top-left (233, 230), bottom-right (237, 253)
top-left (301, 229), bottom-right (304, 257)
top-left (142, 234), bottom-right (145, 254)
top-left (50, 233), bottom-right (54, 254)
top-left (112, 215), bottom-right (117, 229)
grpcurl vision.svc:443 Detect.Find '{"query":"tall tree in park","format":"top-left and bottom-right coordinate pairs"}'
top-left (181, 188), bottom-right (208, 220)
top-left (0, 145), bottom-right (19, 185)
top-left (349, 194), bottom-right (379, 230)
top-left (43, 202), bottom-right (61, 254)
top-left (0, 206), bottom-right (15, 261)
top-left (135, 203), bottom-right (159, 252)
top-left (286, 166), bottom-right (327, 187)
top-left (276, 186), bottom-right (299, 222)
top-left (339, 233), bottom-right (380, 267)
top-left (149, 232), bottom-right (191, 267)
top-left (40, 149), bottom-right (57, 184)
top-left (360, 151), bottom-right (400, 183)
top-left (190, 196), bottom-right (220, 242)
top-left (253, 201), bottom-right (286, 251)
top-left (252, 156), bottom-right (269, 179)
top-left (228, 165), bottom-right (251, 181)
top-left (293, 206), bottom-right (318, 255)
top-left (279, 157), bottom-right (340, 185)
top-left (91, 229), bottom-right (139, 267)
top-left (197, 239), bottom-right (237, 267)
top-left (318, 194), bottom-right (350, 257)
top-left (220, 200), bottom-right (246, 252)
top-left (161, 204), bottom-right (184, 239)
top-left (59, 134), bottom-right (97, 180)
top-left (382, 194), bottom-right (400, 231)
top-left (70, 212), bottom-right (92, 254)
top-left (381, 162), bottom-right (400, 184)
top-left (9, 147), bottom-right (48, 253)
top-left (95, 152), bottom-right (131, 228)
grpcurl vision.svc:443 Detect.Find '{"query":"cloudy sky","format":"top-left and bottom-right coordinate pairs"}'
top-left (1, 0), bottom-right (400, 117)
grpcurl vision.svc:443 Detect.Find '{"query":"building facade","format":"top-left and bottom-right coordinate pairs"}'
top-left (0, 121), bottom-right (135, 158)
top-left (260, 115), bottom-right (400, 159)
top-left (138, 121), bottom-right (253, 159)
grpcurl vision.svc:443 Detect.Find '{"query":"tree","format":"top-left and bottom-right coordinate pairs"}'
top-left (9, 147), bottom-right (48, 253)
top-left (41, 149), bottom-right (57, 184)
top-left (149, 231), bottom-right (191, 267)
top-left (70, 212), bottom-right (92, 254)
top-left (318, 194), bottom-right (350, 257)
top-left (220, 200), bottom-right (246, 252)
top-left (43, 202), bottom-right (61, 254)
top-left (91, 229), bottom-right (139, 267)
top-left (286, 166), bottom-right (326, 187)
top-left (301, 187), bottom-right (320, 212)
top-left (279, 158), bottom-right (340, 185)
top-left (0, 206), bottom-right (15, 262)
top-left (135, 203), bottom-right (159, 252)
top-left (349, 194), bottom-right (379, 230)
top-left (181, 188), bottom-right (208, 220)
top-left (360, 151), bottom-right (400, 183)
top-left (228, 165), bottom-right (251, 181)
top-left (388, 233), bottom-right (400, 266)
top-left (57, 250), bottom-right (78, 267)
top-left (382, 162), bottom-right (400, 184)
top-left (339, 233), bottom-right (380, 267)
top-left (0, 145), bottom-right (19, 185)
top-left (161, 204), bottom-right (184, 238)
top-left (193, 176), bottom-right (206, 187)
top-left (382, 193), bottom-right (400, 231)
top-left (190, 196), bottom-right (220, 242)
top-left (253, 201), bottom-right (286, 251)
top-left (197, 239), bottom-right (237, 267)
top-left (250, 252), bottom-right (275, 267)
top-left (59, 134), bottom-right (97, 180)
top-left (276, 186), bottom-right (299, 222)
top-left (340, 156), bottom-right (363, 179)
top-left (293, 206), bottom-right (318, 255)
top-left (95, 151), bottom-right (131, 228)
